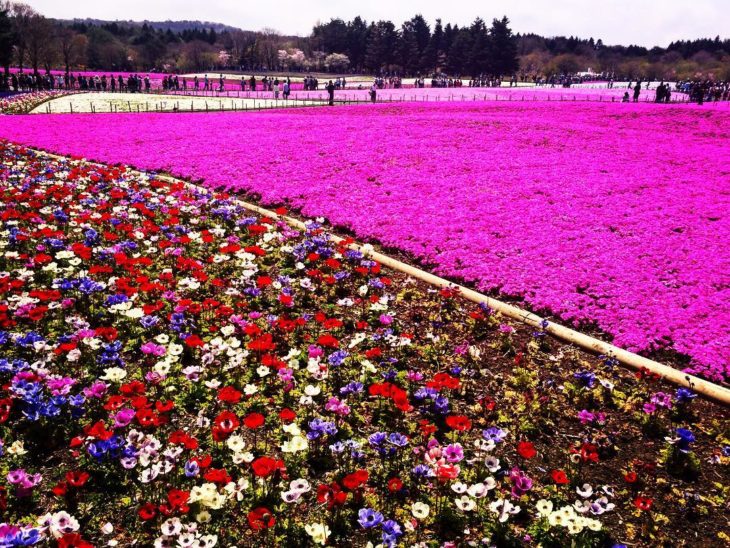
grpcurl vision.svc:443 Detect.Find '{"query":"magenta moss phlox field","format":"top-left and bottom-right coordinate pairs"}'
top-left (1, 101), bottom-right (728, 380)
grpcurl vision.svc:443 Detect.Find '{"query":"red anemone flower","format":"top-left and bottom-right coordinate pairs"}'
top-left (243, 412), bottom-right (265, 429)
top-left (634, 496), bottom-right (653, 511)
top-left (138, 503), bottom-right (157, 520)
top-left (517, 441), bottom-right (537, 459)
top-left (445, 415), bottom-right (472, 431)
top-left (65, 471), bottom-right (90, 488)
top-left (58, 534), bottom-right (94, 548)
top-left (342, 470), bottom-right (369, 491)
top-left (279, 408), bottom-right (296, 423)
top-left (251, 456), bottom-right (285, 478)
top-left (387, 477), bottom-right (404, 493)
top-left (551, 469), bottom-right (569, 485)
top-left (212, 411), bottom-right (239, 441)
top-left (248, 507), bottom-right (275, 531)
top-left (624, 472), bottom-right (638, 483)
top-left (217, 386), bottom-right (242, 404)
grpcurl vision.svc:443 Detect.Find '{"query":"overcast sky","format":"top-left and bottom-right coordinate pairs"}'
top-left (24, 0), bottom-right (728, 48)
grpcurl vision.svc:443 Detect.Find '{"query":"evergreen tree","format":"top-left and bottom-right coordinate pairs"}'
top-left (446, 27), bottom-right (472, 75)
top-left (0, 4), bottom-right (13, 75)
top-left (313, 18), bottom-right (349, 54)
top-left (488, 16), bottom-right (519, 76)
top-left (399, 15), bottom-right (430, 73)
top-left (467, 17), bottom-right (489, 75)
top-left (442, 23), bottom-right (457, 56)
top-left (421, 18), bottom-right (443, 72)
top-left (346, 17), bottom-right (369, 71)
top-left (364, 20), bottom-right (398, 72)
top-left (132, 26), bottom-right (167, 68)
top-left (410, 14), bottom-right (431, 60)
top-left (398, 22), bottom-right (419, 72)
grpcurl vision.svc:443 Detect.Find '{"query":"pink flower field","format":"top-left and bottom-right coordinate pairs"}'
top-left (168, 85), bottom-right (669, 102)
top-left (1, 101), bottom-right (728, 380)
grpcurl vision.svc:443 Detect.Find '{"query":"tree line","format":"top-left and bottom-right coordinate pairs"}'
top-left (1, 1), bottom-right (728, 80)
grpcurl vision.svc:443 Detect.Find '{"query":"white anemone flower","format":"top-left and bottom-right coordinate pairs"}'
top-left (455, 495), bottom-right (476, 511)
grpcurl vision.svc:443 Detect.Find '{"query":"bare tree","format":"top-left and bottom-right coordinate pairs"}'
top-left (255, 28), bottom-right (281, 70)
top-left (9, 2), bottom-right (35, 72)
top-left (26, 12), bottom-right (52, 74)
top-left (57, 25), bottom-right (77, 75)
top-left (181, 39), bottom-right (214, 72)
top-left (229, 29), bottom-right (256, 68)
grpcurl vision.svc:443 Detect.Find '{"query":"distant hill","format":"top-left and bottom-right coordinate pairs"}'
top-left (59, 18), bottom-right (243, 33)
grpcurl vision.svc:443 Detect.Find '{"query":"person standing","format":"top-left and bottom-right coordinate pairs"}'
top-left (370, 83), bottom-right (377, 103)
top-left (633, 81), bottom-right (641, 102)
top-left (655, 82), bottom-right (665, 103)
top-left (326, 80), bottom-right (335, 106)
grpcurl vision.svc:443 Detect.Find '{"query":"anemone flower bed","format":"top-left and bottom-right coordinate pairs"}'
top-left (0, 141), bottom-right (728, 547)
top-left (0, 91), bottom-right (72, 114)
top-left (1, 102), bottom-right (728, 381)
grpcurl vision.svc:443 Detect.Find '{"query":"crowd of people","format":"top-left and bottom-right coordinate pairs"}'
top-left (302, 75), bottom-right (321, 90)
top-left (469, 76), bottom-right (503, 87)
top-left (372, 76), bottom-right (404, 88)
top-left (624, 80), bottom-right (674, 103)
top-left (428, 75), bottom-right (461, 88)
top-left (2, 69), bottom-right (729, 105)
top-left (533, 73), bottom-right (618, 87)
top-left (2, 72), bottom-right (58, 92)
top-left (676, 80), bottom-right (730, 103)
top-left (654, 82), bottom-right (672, 103)
top-left (0, 71), bottom-right (158, 93)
